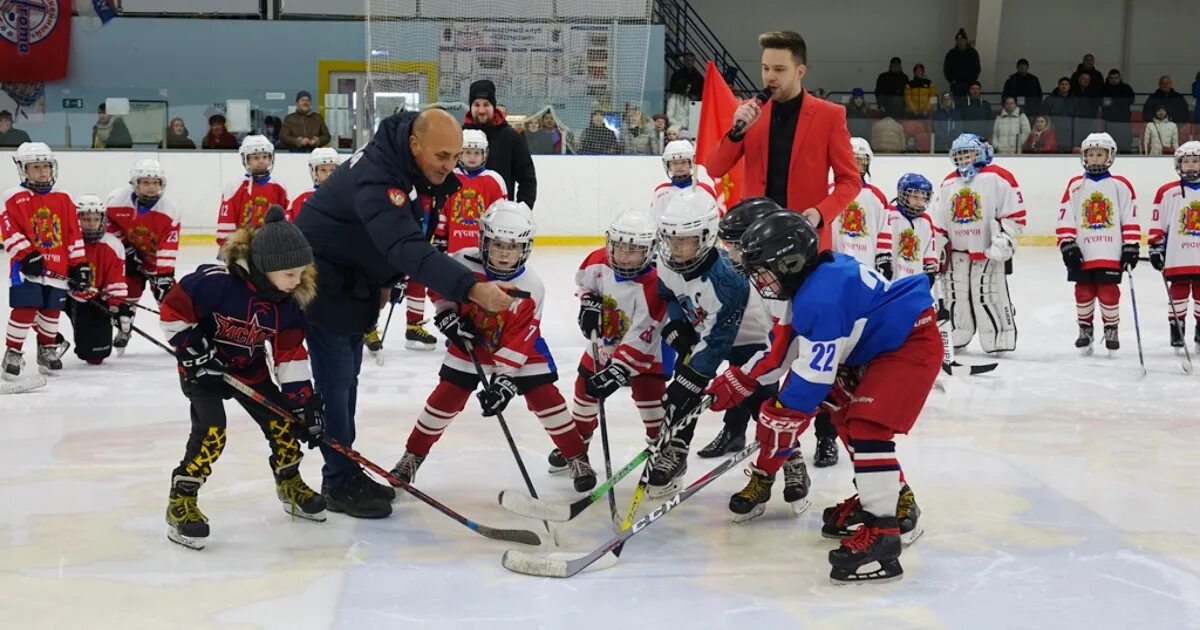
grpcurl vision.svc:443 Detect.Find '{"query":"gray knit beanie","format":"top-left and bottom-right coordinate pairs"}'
top-left (252, 205), bottom-right (313, 272)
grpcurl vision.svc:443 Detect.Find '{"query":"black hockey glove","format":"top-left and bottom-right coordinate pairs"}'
top-left (662, 319), bottom-right (699, 355)
top-left (1149, 242), bottom-right (1166, 271)
top-left (178, 336), bottom-right (226, 396)
top-left (477, 375), bottom-right (519, 417)
top-left (431, 234), bottom-right (449, 253)
top-left (150, 274), bottom-right (176, 303)
top-left (1059, 240), bottom-right (1083, 271)
top-left (389, 278), bottom-right (408, 305)
top-left (124, 245), bottom-right (144, 278)
top-left (662, 362), bottom-right (710, 427)
top-left (109, 302), bottom-right (134, 334)
top-left (586, 362), bottom-right (632, 399)
top-left (68, 263), bottom-right (94, 291)
top-left (290, 393), bottom-right (326, 448)
top-left (1120, 243), bottom-right (1139, 271)
top-left (874, 252), bottom-right (894, 281)
top-left (434, 309), bottom-right (478, 352)
top-left (19, 251), bottom-right (44, 277)
top-left (577, 292), bottom-right (603, 339)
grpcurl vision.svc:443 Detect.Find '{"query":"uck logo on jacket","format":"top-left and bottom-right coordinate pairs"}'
top-left (1083, 192), bottom-right (1114, 230)
top-left (897, 228), bottom-right (920, 262)
top-left (33, 207), bottom-right (63, 250)
top-left (951, 188), bottom-right (983, 224)
top-left (1178, 201), bottom-right (1200, 237)
top-left (839, 203), bottom-right (867, 237)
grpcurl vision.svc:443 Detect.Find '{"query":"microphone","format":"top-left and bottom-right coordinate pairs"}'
top-left (732, 86), bottom-right (775, 135)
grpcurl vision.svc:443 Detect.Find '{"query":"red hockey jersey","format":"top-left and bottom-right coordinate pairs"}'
top-left (104, 185), bottom-right (182, 276)
top-left (1, 186), bottom-right (85, 290)
top-left (76, 233), bottom-right (129, 307)
top-left (574, 247), bottom-right (667, 374)
top-left (287, 189), bottom-right (314, 223)
top-left (216, 177), bottom-right (289, 247)
top-left (437, 168), bottom-right (507, 253)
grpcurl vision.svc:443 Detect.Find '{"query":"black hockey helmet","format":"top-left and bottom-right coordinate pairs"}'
top-left (740, 210), bottom-right (820, 300)
top-left (718, 196), bottom-right (783, 243)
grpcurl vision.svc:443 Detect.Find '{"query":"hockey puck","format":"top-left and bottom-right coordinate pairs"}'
top-left (505, 289), bottom-right (532, 299)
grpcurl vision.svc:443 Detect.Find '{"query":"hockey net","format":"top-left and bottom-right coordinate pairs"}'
top-left (366, 0), bottom-right (653, 153)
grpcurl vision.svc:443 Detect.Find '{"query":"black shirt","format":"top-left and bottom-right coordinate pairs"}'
top-left (766, 91), bottom-right (803, 207)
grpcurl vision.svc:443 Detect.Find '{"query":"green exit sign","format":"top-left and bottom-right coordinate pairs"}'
top-left (62, 98), bottom-right (84, 109)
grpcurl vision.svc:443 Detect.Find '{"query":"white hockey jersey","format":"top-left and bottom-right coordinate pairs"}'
top-left (932, 164), bottom-right (1027, 259)
top-left (832, 182), bottom-right (892, 267)
top-left (890, 212), bottom-right (938, 279)
top-left (1148, 180), bottom-right (1200, 278)
top-left (1055, 174), bottom-right (1139, 270)
top-left (651, 165), bottom-right (722, 220)
top-left (575, 247), bottom-right (667, 375)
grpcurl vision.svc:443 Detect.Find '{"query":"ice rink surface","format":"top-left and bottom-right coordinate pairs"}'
top-left (2, 245), bottom-right (1199, 630)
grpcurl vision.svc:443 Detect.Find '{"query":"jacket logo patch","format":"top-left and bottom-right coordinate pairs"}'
top-left (388, 188), bottom-right (407, 207)
top-left (213, 312), bottom-right (275, 353)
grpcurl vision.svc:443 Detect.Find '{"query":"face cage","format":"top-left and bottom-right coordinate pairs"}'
top-left (79, 212), bottom-right (107, 242)
top-left (658, 231), bottom-right (713, 275)
top-left (745, 252), bottom-right (806, 300)
top-left (664, 158), bottom-right (693, 182)
top-left (606, 239), bottom-right (655, 279)
top-left (134, 178), bottom-right (164, 205)
top-left (309, 163), bottom-right (336, 185)
top-left (855, 154), bottom-right (871, 175)
top-left (1176, 155), bottom-right (1200, 182)
top-left (460, 147), bottom-right (489, 170)
top-left (720, 236), bottom-right (747, 273)
top-left (243, 152), bottom-right (275, 177)
top-left (19, 159), bottom-right (57, 192)
top-left (897, 189), bottom-right (930, 218)
top-left (952, 148), bottom-right (978, 171)
top-left (481, 236), bottom-right (532, 280)
top-left (1081, 150), bottom-right (1113, 175)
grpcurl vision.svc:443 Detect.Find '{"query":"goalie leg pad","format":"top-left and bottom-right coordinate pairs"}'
top-left (943, 252), bottom-right (975, 349)
top-left (972, 259), bottom-right (1017, 353)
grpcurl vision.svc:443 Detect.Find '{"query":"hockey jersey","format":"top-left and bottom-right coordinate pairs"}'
top-left (160, 263), bottom-right (314, 406)
top-left (890, 211), bottom-right (938, 280)
top-left (287, 189), bottom-right (315, 222)
top-left (1, 186), bottom-right (85, 290)
top-left (1055, 173), bottom-right (1139, 270)
top-left (432, 249), bottom-right (557, 379)
top-left (743, 254), bottom-right (934, 413)
top-left (216, 177), bottom-right (289, 247)
top-left (1148, 180), bottom-right (1200, 278)
top-left (104, 185), bottom-right (182, 277)
top-left (651, 165), bottom-right (722, 220)
top-left (932, 165), bottom-right (1027, 260)
top-left (438, 167), bottom-right (507, 253)
top-left (831, 181), bottom-right (893, 267)
top-left (575, 247), bottom-right (667, 374)
top-left (76, 234), bottom-right (128, 307)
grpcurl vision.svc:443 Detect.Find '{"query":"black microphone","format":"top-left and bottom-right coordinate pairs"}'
top-left (732, 86), bottom-right (775, 135)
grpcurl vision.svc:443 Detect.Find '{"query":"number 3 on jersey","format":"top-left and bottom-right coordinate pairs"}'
top-left (809, 341), bottom-right (837, 373)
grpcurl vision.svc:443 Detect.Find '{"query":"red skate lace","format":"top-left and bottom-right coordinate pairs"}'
top-left (841, 523), bottom-right (877, 552)
top-left (832, 494), bottom-right (861, 526)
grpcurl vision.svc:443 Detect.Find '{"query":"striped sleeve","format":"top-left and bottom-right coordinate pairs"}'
top-left (1148, 182), bottom-right (1175, 243)
top-left (491, 298), bottom-right (540, 376)
top-left (100, 236), bottom-right (128, 306)
top-left (1056, 177), bottom-right (1081, 245)
top-left (746, 308), bottom-right (800, 386)
top-left (0, 191), bottom-right (34, 262)
top-left (612, 272), bottom-right (667, 374)
top-left (273, 323), bottom-right (313, 406)
top-left (1114, 176), bottom-right (1141, 244)
top-left (63, 194), bottom-right (87, 266)
top-left (215, 181), bottom-right (243, 247)
top-left (152, 200), bottom-right (182, 275)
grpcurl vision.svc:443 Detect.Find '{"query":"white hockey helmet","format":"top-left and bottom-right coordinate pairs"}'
top-left (239, 135), bottom-right (276, 176)
top-left (129, 158), bottom-right (166, 205)
top-left (1080, 132), bottom-right (1117, 174)
top-left (606, 210), bottom-right (658, 279)
top-left (75, 194), bottom-right (107, 242)
top-left (850, 137), bottom-right (873, 173)
top-left (13, 141), bottom-right (56, 192)
top-left (662, 139), bottom-right (696, 181)
top-left (480, 200), bottom-right (535, 279)
top-left (307, 147), bottom-right (341, 184)
top-left (1175, 141), bottom-right (1200, 183)
top-left (658, 189), bottom-right (720, 274)
top-left (460, 128), bottom-right (490, 168)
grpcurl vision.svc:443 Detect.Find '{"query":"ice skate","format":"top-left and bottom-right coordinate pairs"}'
top-left (166, 476), bottom-right (209, 550)
top-left (547, 435), bottom-right (590, 474)
top-left (389, 451), bottom-right (425, 486)
top-left (696, 426), bottom-right (745, 458)
top-left (2, 348), bottom-right (24, 381)
top-left (646, 437), bottom-right (689, 498)
top-left (275, 462), bottom-right (327, 522)
top-left (113, 329), bottom-right (131, 356)
top-left (1103, 324), bottom-right (1119, 355)
top-left (1193, 325), bottom-right (1200, 355)
top-left (822, 493), bottom-right (865, 539)
top-left (728, 466), bottom-right (773, 523)
top-left (36, 341), bottom-right (68, 375)
top-left (828, 513), bottom-right (904, 585)
top-left (781, 451), bottom-right (811, 515)
top-left (566, 455), bottom-right (597, 492)
top-left (896, 484), bottom-right (923, 545)
top-left (405, 324), bottom-right (437, 351)
top-left (1169, 320), bottom-right (1185, 351)
top-left (814, 435), bottom-right (839, 468)
top-left (1075, 324), bottom-right (1094, 356)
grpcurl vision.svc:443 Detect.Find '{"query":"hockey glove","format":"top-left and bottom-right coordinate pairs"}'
top-left (1149, 242), bottom-right (1167, 271)
top-left (290, 393), bottom-right (326, 448)
top-left (586, 362), bottom-right (632, 398)
top-left (875, 252), bottom-right (894, 281)
top-left (389, 278), bottom-right (408, 305)
top-left (178, 336), bottom-right (226, 395)
top-left (124, 245), bottom-right (144, 278)
top-left (820, 365), bottom-right (866, 414)
top-left (434, 309), bottom-right (478, 352)
top-left (1059, 240), bottom-right (1083, 271)
top-left (1120, 243), bottom-right (1140, 271)
top-left (985, 233), bottom-right (1015, 262)
top-left (477, 375), bottom-right (520, 417)
top-left (19, 252), bottom-right (44, 277)
top-left (577, 292), bottom-right (604, 339)
top-left (69, 263), bottom-right (94, 291)
top-left (757, 398), bottom-right (812, 458)
top-left (662, 362), bottom-right (710, 427)
top-left (705, 365), bottom-right (758, 412)
top-left (662, 319), bottom-right (699, 355)
top-left (431, 234), bottom-right (449, 253)
top-left (109, 303), bottom-right (134, 334)
top-left (150, 274), bottom-right (176, 303)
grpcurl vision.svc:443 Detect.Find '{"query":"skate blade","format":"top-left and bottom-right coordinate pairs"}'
top-left (375, 353), bottom-right (385, 366)
top-left (167, 530), bottom-right (206, 550)
top-left (405, 340), bottom-right (437, 351)
top-left (1078, 345), bottom-right (1093, 357)
top-left (116, 346), bottom-right (126, 357)
top-left (829, 560), bottom-right (903, 585)
top-left (546, 465), bottom-right (569, 476)
top-left (730, 503), bottom-right (767, 524)
top-left (282, 504), bottom-right (327, 522)
top-left (900, 525), bottom-right (924, 546)
top-left (645, 481), bottom-right (681, 500)
top-left (788, 497), bottom-right (812, 516)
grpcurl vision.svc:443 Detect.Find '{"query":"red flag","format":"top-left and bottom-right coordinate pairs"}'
top-left (0, 0), bottom-right (72, 81)
top-left (695, 61), bottom-right (744, 209)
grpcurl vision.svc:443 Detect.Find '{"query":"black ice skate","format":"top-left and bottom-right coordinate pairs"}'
top-left (814, 435), bottom-right (839, 468)
top-left (646, 437), bottom-right (689, 498)
top-left (113, 329), bottom-right (131, 356)
top-left (323, 473), bottom-right (393, 519)
top-left (390, 451), bottom-right (425, 486)
top-left (2, 348), bottom-right (23, 380)
top-left (697, 426), bottom-right (745, 458)
top-left (566, 455), bottom-right (597, 492)
top-left (728, 466), bottom-right (774, 523)
top-left (405, 324), bottom-right (437, 351)
top-left (36, 341), bottom-right (67, 374)
top-left (1075, 324), bottom-right (1094, 356)
top-left (1169, 320), bottom-right (1185, 349)
top-left (896, 484), bottom-right (923, 545)
top-left (828, 513), bottom-right (904, 585)
top-left (275, 462), bottom-right (327, 522)
top-left (547, 435), bottom-right (590, 474)
top-left (1103, 324), bottom-right (1119, 354)
top-left (166, 475), bottom-right (209, 550)
top-left (782, 451), bottom-right (811, 515)
top-left (822, 494), bottom-right (866, 539)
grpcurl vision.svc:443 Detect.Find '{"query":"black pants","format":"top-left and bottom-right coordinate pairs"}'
top-left (172, 378), bottom-right (302, 483)
top-left (65, 300), bottom-right (113, 363)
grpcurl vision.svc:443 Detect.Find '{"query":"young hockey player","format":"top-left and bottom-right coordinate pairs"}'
top-left (889, 173), bottom-right (939, 282)
top-left (2, 142), bottom-right (89, 378)
top-left (650, 140), bottom-right (721, 220)
top-left (390, 201), bottom-right (597, 492)
top-left (104, 158), bottom-right (182, 351)
top-left (932, 133), bottom-right (1026, 353)
top-left (735, 210), bottom-right (939, 584)
top-left (1148, 141), bottom-right (1200, 350)
top-left (65, 195), bottom-right (128, 365)
top-left (551, 210), bottom-right (667, 472)
top-left (159, 206), bottom-right (325, 550)
top-left (832, 138), bottom-right (894, 279)
top-left (437, 129), bottom-right (508, 253)
top-left (216, 135), bottom-right (288, 248)
top-left (287, 147), bottom-right (341, 221)
top-left (1056, 132), bottom-right (1140, 355)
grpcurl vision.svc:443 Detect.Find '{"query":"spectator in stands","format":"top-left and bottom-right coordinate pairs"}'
top-left (201, 114), bottom-right (238, 150)
top-left (160, 116), bottom-right (195, 150)
top-left (281, 91), bottom-right (331, 152)
top-left (1142, 75), bottom-right (1190, 128)
top-left (579, 110), bottom-right (618, 155)
top-left (538, 111), bottom-right (564, 154)
top-left (524, 116), bottom-right (556, 155)
top-left (1042, 78), bottom-right (1075, 152)
top-left (650, 114), bottom-right (669, 154)
top-left (874, 56), bottom-right (908, 120)
top-left (904, 135), bottom-right (920, 153)
top-left (1002, 58), bottom-right (1043, 117)
top-left (846, 88), bottom-right (872, 139)
top-left (992, 97), bottom-right (1030, 154)
top-left (905, 63), bottom-right (936, 118)
top-left (0, 110), bottom-right (31, 148)
top-left (1070, 54), bottom-right (1104, 98)
top-left (1101, 69), bottom-right (1135, 153)
top-left (91, 103), bottom-right (132, 149)
top-left (959, 81), bottom-right (993, 138)
top-left (464, 79), bottom-right (537, 205)
top-left (870, 114), bottom-right (905, 153)
top-left (1143, 106), bottom-right (1179, 155)
top-left (665, 125), bottom-right (681, 142)
top-left (622, 106), bottom-right (654, 155)
top-left (1192, 71), bottom-right (1200, 123)
top-left (1072, 72), bottom-right (1101, 146)
top-left (932, 92), bottom-right (962, 152)
top-left (262, 116), bottom-right (282, 147)
top-left (1022, 115), bottom-right (1057, 154)
top-left (943, 28), bottom-right (980, 97)
top-left (669, 52), bottom-right (705, 101)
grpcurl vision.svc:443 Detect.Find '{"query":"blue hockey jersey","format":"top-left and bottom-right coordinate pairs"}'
top-left (656, 249), bottom-right (748, 376)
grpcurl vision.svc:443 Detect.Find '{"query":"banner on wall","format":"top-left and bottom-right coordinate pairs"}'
top-left (0, 0), bottom-right (72, 81)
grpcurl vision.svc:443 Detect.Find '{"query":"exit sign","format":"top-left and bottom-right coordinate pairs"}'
top-left (62, 98), bottom-right (84, 109)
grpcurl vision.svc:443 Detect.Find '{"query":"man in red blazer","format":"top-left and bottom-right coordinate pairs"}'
top-left (707, 31), bottom-right (861, 252)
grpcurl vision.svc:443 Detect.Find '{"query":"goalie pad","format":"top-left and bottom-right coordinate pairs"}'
top-left (971, 258), bottom-right (1017, 353)
top-left (942, 251), bottom-right (975, 349)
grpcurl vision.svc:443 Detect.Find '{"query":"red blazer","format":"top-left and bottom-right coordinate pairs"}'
top-left (707, 90), bottom-right (861, 251)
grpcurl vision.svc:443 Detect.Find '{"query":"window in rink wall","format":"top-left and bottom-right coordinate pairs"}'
top-left (115, 0), bottom-right (264, 17)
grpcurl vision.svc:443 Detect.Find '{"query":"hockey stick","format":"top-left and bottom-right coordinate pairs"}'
top-left (502, 439), bottom-right (760, 578)
top-left (0, 374), bottom-right (47, 395)
top-left (1159, 272), bottom-right (1194, 375)
top-left (940, 361), bottom-right (999, 376)
top-left (934, 281), bottom-right (998, 376)
top-left (1126, 270), bottom-right (1147, 378)
top-left (79, 297), bottom-right (174, 355)
top-left (221, 374), bottom-right (544, 546)
top-left (589, 334), bottom-right (619, 529)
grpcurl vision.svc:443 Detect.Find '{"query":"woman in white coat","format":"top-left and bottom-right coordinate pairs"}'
top-left (991, 97), bottom-right (1030, 154)
top-left (1142, 106), bottom-right (1179, 155)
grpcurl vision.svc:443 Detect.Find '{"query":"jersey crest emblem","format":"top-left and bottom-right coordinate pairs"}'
top-left (388, 188), bottom-right (408, 207)
top-left (1178, 201), bottom-right (1200, 237)
top-left (838, 202), bottom-right (868, 237)
top-left (1082, 192), bottom-right (1114, 230)
top-left (451, 187), bottom-right (485, 227)
top-left (32, 206), bottom-right (63, 250)
top-left (679, 292), bottom-right (709, 329)
top-left (129, 224), bottom-right (159, 255)
top-left (470, 307), bottom-right (507, 351)
top-left (241, 195), bottom-right (271, 228)
top-left (950, 188), bottom-right (983, 224)
top-left (599, 294), bottom-right (630, 344)
top-left (897, 228), bottom-right (920, 262)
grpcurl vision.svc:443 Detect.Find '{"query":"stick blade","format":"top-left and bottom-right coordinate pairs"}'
top-left (498, 490), bottom-right (572, 522)
top-left (501, 549), bottom-right (619, 578)
top-left (478, 524), bottom-right (544, 546)
top-left (0, 374), bottom-right (47, 395)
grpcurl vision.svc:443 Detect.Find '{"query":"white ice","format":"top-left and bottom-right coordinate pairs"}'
top-left (2, 245), bottom-right (1199, 630)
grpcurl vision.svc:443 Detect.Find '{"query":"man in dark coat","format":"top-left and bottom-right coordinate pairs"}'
top-left (958, 81), bottom-right (993, 139)
top-left (1101, 68), bottom-right (1136, 152)
top-left (943, 29), bottom-right (981, 97)
top-left (462, 80), bottom-right (537, 207)
top-left (1001, 59), bottom-right (1043, 117)
top-left (1070, 54), bottom-right (1104, 98)
top-left (296, 108), bottom-right (516, 518)
top-left (873, 57), bottom-right (909, 120)
top-left (1142, 75), bottom-right (1190, 126)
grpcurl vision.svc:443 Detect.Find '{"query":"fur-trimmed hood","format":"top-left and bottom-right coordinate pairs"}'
top-left (219, 225), bottom-right (317, 308)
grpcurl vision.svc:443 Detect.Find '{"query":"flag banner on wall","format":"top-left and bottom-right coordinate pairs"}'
top-left (695, 60), bottom-right (744, 209)
top-left (91, 0), bottom-right (117, 23)
top-left (0, 0), bottom-right (72, 81)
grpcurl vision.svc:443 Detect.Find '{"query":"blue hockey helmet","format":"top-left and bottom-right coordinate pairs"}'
top-left (949, 133), bottom-right (993, 181)
top-left (895, 173), bottom-right (933, 219)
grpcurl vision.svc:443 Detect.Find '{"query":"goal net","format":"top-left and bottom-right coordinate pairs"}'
top-left (366, 0), bottom-right (653, 153)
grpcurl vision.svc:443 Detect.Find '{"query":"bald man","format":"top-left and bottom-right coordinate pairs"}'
top-left (296, 109), bottom-right (515, 518)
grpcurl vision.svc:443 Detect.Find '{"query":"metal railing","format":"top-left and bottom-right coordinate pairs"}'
top-left (654, 0), bottom-right (756, 97)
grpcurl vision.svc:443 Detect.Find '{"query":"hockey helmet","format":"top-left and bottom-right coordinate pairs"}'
top-left (895, 173), bottom-right (933, 219)
top-left (606, 210), bottom-right (658, 279)
top-left (13, 141), bottom-right (56, 193)
top-left (76, 194), bottom-right (107, 242)
top-left (658, 189), bottom-right (720, 274)
top-left (239, 135), bottom-right (276, 177)
top-left (480, 200), bottom-right (535, 280)
top-left (949, 133), bottom-right (994, 181)
top-left (740, 210), bottom-right (820, 300)
top-left (130, 158), bottom-right (166, 205)
top-left (1080, 132), bottom-right (1117, 175)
